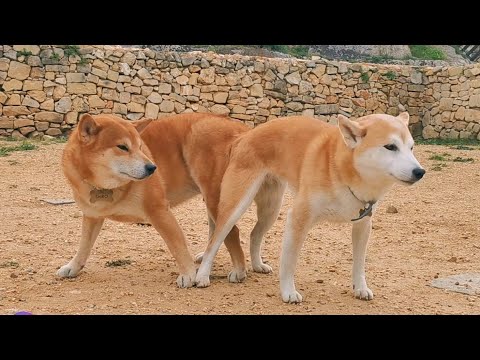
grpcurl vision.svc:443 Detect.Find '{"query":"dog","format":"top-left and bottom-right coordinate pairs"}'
top-left (57, 112), bottom-right (274, 287)
top-left (194, 112), bottom-right (426, 303)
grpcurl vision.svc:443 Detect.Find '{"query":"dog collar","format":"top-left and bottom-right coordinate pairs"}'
top-left (348, 187), bottom-right (376, 222)
top-left (83, 180), bottom-right (114, 203)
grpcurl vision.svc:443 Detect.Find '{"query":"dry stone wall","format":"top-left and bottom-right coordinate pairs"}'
top-left (0, 45), bottom-right (479, 140)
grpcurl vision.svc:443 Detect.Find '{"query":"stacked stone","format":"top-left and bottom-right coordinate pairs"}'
top-left (0, 45), bottom-right (479, 140)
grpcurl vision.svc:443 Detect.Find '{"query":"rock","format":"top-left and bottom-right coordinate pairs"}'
top-left (386, 205), bottom-right (398, 214)
top-left (119, 62), bottom-right (131, 75)
top-left (22, 97), bottom-right (40, 108)
top-left (98, 80), bottom-right (117, 89)
top-left (315, 104), bottom-right (339, 115)
top-left (13, 45), bottom-right (40, 55)
top-left (176, 75), bottom-right (189, 85)
top-left (0, 93), bottom-right (7, 104)
top-left (121, 52), bottom-right (137, 66)
top-left (3, 79), bottom-right (23, 91)
top-left (55, 97), bottom-right (72, 113)
top-left (137, 68), bottom-right (152, 79)
top-left (107, 70), bottom-right (119, 82)
top-left (0, 118), bottom-right (14, 129)
top-left (439, 98), bottom-right (453, 111)
top-left (410, 71), bottom-right (423, 84)
top-left (65, 111), bottom-right (78, 124)
top-left (465, 109), bottom-right (480, 122)
top-left (468, 94), bottom-right (480, 108)
top-left (127, 102), bottom-right (145, 113)
top-left (249, 84), bottom-right (263, 97)
top-left (198, 68), bottom-right (215, 84)
top-left (147, 92), bottom-right (162, 104)
top-left (312, 65), bottom-right (326, 78)
top-left (88, 95), bottom-right (106, 108)
top-left (422, 125), bottom-right (438, 139)
top-left (53, 86), bottom-right (66, 100)
top-left (7, 61), bottom-right (31, 80)
top-left (35, 121), bottom-right (49, 131)
top-left (285, 71), bottom-right (301, 85)
top-left (35, 112), bottom-right (64, 123)
top-left (14, 119), bottom-right (34, 128)
top-left (448, 67), bottom-right (463, 77)
top-left (286, 102), bottom-right (303, 111)
top-left (20, 126), bottom-right (35, 136)
top-left (66, 73), bottom-right (86, 83)
top-left (145, 103), bottom-right (159, 118)
top-left (45, 128), bottom-right (62, 136)
top-left (23, 80), bottom-right (43, 91)
top-left (210, 104), bottom-right (230, 115)
top-left (159, 100), bottom-right (174, 112)
top-left (6, 94), bottom-right (21, 105)
top-left (67, 83), bottom-right (96, 95)
top-left (158, 83), bottom-right (172, 94)
top-left (40, 99), bottom-right (55, 111)
top-left (113, 103), bottom-right (127, 115)
top-left (3, 106), bottom-right (30, 116)
top-left (213, 92), bottom-right (228, 104)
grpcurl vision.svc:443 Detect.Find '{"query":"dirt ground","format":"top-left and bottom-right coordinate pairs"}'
top-left (0, 139), bottom-right (479, 315)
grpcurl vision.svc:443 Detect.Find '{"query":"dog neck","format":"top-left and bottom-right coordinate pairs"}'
top-left (347, 186), bottom-right (376, 221)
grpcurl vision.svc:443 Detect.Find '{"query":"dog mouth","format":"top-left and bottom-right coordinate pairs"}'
top-left (120, 172), bottom-right (150, 180)
top-left (390, 173), bottom-right (416, 185)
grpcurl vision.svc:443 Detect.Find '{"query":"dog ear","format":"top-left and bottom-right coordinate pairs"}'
top-left (397, 112), bottom-right (410, 126)
top-left (132, 118), bottom-right (153, 134)
top-left (78, 114), bottom-right (99, 143)
top-left (338, 114), bottom-right (366, 148)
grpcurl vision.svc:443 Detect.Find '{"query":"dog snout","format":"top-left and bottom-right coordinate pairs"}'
top-left (412, 167), bottom-right (425, 181)
top-left (145, 163), bottom-right (157, 175)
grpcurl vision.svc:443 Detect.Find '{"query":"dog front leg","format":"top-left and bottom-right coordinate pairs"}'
top-left (149, 209), bottom-right (196, 288)
top-left (351, 217), bottom-right (373, 300)
top-left (57, 216), bottom-right (104, 278)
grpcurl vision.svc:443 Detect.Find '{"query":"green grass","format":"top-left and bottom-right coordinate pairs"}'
top-left (0, 141), bottom-right (37, 157)
top-left (42, 136), bottom-right (68, 145)
top-left (409, 45), bottom-right (446, 60)
top-left (17, 48), bottom-right (32, 57)
top-left (261, 45), bottom-right (310, 58)
top-left (78, 56), bottom-right (89, 65)
top-left (384, 71), bottom-right (397, 80)
top-left (49, 52), bottom-right (60, 61)
top-left (428, 154), bottom-right (450, 161)
top-left (431, 163), bottom-right (448, 171)
top-left (105, 259), bottom-right (132, 267)
top-left (452, 156), bottom-right (474, 163)
top-left (0, 261), bottom-right (19, 268)
top-left (360, 72), bottom-right (370, 83)
top-left (367, 55), bottom-right (394, 64)
top-left (64, 45), bottom-right (80, 57)
top-left (416, 138), bottom-right (480, 146)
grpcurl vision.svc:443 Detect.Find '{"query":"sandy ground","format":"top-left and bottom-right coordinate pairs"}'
top-left (0, 139), bottom-right (479, 315)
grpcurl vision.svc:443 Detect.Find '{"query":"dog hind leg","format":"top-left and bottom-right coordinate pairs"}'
top-left (250, 176), bottom-right (286, 273)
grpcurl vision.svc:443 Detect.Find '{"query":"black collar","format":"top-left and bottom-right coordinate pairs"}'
top-left (348, 187), bottom-right (376, 222)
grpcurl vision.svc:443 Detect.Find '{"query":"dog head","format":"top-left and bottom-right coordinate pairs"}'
top-left (68, 114), bottom-right (156, 189)
top-left (338, 112), bottom-right (425, 187)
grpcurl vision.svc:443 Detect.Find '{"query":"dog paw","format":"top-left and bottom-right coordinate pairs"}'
top-left (56, 263), bottom-right (82, 278)
top-left (281, 290), bottom-right (303, 303)
top-left (194, 252), bottom-right (204, 264)
top-left (194, 274), bottom-right (211, 288)
top-left (176, 273), bottom-right (195, 288)
top-left (252, 262), bottom-right (272, 274)
top-left (354, 287), bottom-right (373, 300)
top-left (227, 269), bottom-right (247, 283)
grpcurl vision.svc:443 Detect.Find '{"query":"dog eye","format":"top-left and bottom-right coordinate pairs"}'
top-left (384, 144), bottom-right (398, 151)
top-left (410, 146), bottom-right (414, 151)
top-left (117, 144), bottom-right (129, 152)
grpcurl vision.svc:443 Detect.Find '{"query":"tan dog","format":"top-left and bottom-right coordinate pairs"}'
top-left (58, 112), bottom-right (275, 287)
top-left (195, 112), bottom-right (426, 303)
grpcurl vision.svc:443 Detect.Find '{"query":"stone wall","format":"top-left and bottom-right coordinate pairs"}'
top-left (0, 45), bottom-right (479, 140)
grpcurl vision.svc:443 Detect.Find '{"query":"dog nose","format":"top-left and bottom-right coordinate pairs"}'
top-left (145, 163), bottom-right (157, 175)
top-left (412, 167), bottom-right (425, 180)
